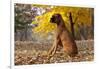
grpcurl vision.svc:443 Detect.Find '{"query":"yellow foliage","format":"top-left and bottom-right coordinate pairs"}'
top-left (33, 11), bottom-right (69, 34)
top-left (32, 5), bottom-right (93, 36)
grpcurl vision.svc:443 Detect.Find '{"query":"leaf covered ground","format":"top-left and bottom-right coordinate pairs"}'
top-left (15, 40), bottom-right (94, 65)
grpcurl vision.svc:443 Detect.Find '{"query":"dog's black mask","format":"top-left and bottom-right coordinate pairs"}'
top-left (50, 14), bottom-right (62, 24)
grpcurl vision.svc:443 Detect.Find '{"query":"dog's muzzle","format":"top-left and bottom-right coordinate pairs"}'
top-left (50, 17), bottom-right (56, 23)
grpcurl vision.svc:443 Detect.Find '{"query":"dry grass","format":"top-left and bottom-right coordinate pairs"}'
top-left (15, 40), bottom-right (94, 65)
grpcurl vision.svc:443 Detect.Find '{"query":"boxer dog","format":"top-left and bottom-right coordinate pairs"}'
top-left (47, 13), bottom-right (78, 59)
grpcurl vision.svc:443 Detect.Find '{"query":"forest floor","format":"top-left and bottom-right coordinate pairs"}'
top-left (15, 40), bottom-right (94, 65)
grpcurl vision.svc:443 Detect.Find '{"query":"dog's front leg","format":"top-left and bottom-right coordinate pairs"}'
top-left (47, 36), bottom-right (60, 60)
top-left (51, 38), bottom-right (59, 56)
top-left (47, 42), bottom-right (55, 60)
top-left (48, 41), bottom-right (56, 56)
top-left (47, 39), bottom-right (59, 60)
top-left (47, 30), bottom-right (60, 60)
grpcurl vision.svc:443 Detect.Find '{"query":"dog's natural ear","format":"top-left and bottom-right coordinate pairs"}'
top-left (54, 14), bottom-right (62, 19)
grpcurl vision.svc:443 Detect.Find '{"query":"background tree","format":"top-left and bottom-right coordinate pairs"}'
top-left (15, 4), bottom-right (34, 41)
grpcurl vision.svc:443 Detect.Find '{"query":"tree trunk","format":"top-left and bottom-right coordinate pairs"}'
top-left (69, 12), bottom-right (75, 39)
top-left (91, 8), bottom-right (94, 39)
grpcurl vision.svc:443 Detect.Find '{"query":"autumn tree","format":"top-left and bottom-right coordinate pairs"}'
top-left (32, 5), bottom-right (94, 40)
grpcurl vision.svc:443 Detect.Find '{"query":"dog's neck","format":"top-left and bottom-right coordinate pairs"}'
top-left (57, 18), bottom-right (66, 28)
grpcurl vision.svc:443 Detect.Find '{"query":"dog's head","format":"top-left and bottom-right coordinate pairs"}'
top-left (50, 14), bottom-right (62, 24)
